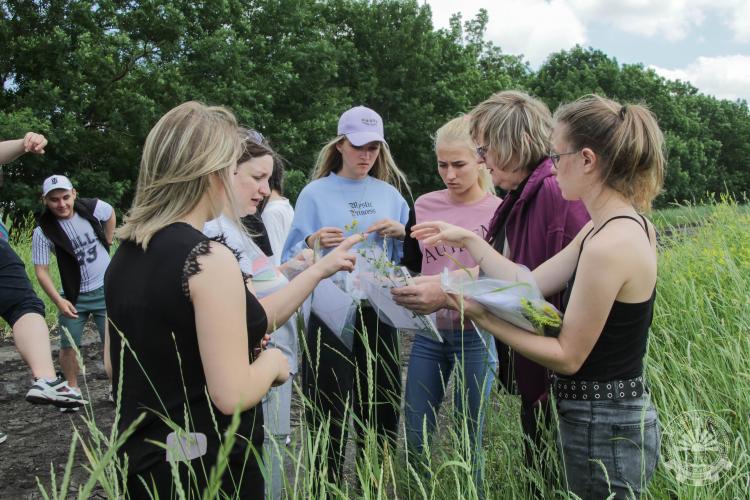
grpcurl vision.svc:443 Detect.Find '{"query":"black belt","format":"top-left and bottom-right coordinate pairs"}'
top-left (553, 375), bottom-right (645, 401)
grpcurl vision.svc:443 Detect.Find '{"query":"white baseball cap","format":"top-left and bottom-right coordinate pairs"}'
top-left (42, 175), bottom-right (74, 197)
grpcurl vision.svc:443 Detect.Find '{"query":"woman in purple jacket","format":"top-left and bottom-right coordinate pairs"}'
top-left (471, 91), bottom-right (589, 464)
top-left (394, 91), bottom-right (589, 470)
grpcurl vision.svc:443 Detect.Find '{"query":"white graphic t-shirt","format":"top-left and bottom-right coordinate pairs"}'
top-left (32, 200), bottom-right (113, 293)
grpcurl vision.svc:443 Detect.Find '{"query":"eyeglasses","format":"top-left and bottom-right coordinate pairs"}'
top-left (548, 150), bottom-right (579, 166)
top-left (246, 129), bottom-right (265, 144)
top-left (475, 144), bottom-right (488, 159)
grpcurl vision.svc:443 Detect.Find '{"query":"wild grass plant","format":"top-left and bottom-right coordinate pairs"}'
top-left (5, 201), bottom-right (749, 498)
top-left (0, 213), bottom-right (61, 335)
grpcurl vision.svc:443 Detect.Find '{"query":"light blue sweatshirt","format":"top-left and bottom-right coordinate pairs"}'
top-left (281, 172), bottom-right (410, 264)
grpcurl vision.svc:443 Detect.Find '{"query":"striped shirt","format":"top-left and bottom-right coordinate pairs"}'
top-left (32, 200), bottom-right (113, 293)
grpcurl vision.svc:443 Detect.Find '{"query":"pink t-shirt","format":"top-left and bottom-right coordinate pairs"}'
top-left (415, 190), bottom-right (501, 330)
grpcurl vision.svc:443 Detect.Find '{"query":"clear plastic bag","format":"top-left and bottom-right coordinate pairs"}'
top-left (356, 243), bottom-right (443, 342)
top-left (440, 267), bottom-right (562, 336)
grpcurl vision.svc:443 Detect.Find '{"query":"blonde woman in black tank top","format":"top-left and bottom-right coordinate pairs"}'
top-left (409, 95), bottom-right (664, 499)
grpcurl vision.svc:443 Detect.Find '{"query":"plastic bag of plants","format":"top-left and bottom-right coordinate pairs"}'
top-left (440, 267), bottom-right (562, 337)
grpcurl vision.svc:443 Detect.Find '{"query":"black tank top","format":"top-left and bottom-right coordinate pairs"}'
top-left (105, 222), bottom-right (267, 492)
top-left (561, 215), bottom-right (655, 381)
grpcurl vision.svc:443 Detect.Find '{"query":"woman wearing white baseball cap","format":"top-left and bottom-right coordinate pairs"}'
top-left (281, 105), bottom-right (411, 486)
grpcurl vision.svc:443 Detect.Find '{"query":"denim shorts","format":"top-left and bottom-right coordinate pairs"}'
top-left (556, 393), bottom-right (661, 499)
top-left (58, 287), bottom-right (107, 348)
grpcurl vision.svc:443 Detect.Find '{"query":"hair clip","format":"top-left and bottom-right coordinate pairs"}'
top-left (246, 129), bottom-right (264, 144)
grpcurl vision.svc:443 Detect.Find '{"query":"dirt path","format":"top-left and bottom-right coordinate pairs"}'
top-left (0, 328), bottom-right (418, 499)
top-left (0, 328), bottom-right (113, 499)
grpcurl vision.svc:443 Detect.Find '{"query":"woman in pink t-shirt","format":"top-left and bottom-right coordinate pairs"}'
top-left (401, 116), bottom-right (500, 494)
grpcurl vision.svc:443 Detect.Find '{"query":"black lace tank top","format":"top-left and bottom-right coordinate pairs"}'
top-left (561, 215), bottom-right (656, 381)
top-left (104, 222), bottom-right (267, 479)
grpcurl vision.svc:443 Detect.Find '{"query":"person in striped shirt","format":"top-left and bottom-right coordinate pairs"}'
top-left (32, 174), bottom-right (115, 399)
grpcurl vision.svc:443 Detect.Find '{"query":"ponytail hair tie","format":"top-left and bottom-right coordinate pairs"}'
top-left (619, 105), bottom-right (628, 120)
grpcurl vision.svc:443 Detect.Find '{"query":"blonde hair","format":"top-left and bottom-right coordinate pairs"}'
top-left (434, 115), bottom-right (494, 194)
top-left (470, 90), bottom-right (552, 173)
top-left (554, 95), bottom-right (665, 211)
top-left (310, 135), bottom-right (412, 198)
top-left (117, 101), bottom-right (242, 248)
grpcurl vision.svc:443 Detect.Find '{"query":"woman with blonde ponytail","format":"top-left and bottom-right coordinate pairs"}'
top-left (408, 94), bottom-right (665, 498)
top-left (399, 115), bottom-right (499, 494)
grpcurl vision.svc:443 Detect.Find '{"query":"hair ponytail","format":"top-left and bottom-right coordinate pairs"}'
top-left (554, 95), bottom-right (665, 211)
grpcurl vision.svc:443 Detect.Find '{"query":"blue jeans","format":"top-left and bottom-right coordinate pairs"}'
top-left (404, 329), bottom-right (498, 491)
top-left (556, 393), bottom-right (661, 499)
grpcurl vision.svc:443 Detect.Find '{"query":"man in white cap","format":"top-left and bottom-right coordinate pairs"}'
top-left (32, 174), bottom-right (115, 405)
top-left (1, 133), bottom-right (88, 445)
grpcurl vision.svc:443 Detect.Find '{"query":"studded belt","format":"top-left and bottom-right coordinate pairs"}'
top-left (553, 375), bottom-right (645, 401)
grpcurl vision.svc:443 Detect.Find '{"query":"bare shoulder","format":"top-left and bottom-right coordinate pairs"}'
top-left (581, 217), bottom-right (657, 299)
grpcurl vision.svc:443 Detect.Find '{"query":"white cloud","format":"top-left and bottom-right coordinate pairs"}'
top-left (425, 1), bottom-right (750, 100)
top-left (568, 0), bottom-right (705, 41)
top-left (426, 0), bottom-right (750, 47)
top-left (568, 1), bottom-right (750, 43)
top-left (425, 0), bottom-right (586, 66)
top-left (726, 1), bottom-right (750, 42)
top-left (651, 55), bottom-right (750, 101)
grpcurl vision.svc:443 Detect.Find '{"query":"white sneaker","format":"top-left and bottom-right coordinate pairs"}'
top-left (59, 386), bottom-right (83, 413)
top-left (26, 374), bottom-right (88, 408)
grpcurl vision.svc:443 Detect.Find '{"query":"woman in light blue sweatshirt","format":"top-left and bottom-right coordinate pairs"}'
top-left (281, 106), bottom-right (410, 485)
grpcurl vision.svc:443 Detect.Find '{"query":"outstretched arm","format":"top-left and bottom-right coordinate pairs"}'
top-left (410, 220), bottom-right (587, 298)
top-left (448, 233), bottom-right (628, 375)
top-left (259, 234), bottom-right (360, 332)
top-left (0, 132), bottom-right (47, 164)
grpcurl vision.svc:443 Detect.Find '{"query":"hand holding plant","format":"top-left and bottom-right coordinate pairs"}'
top-left (391, 281), bottom-right (448, 314)
top-left (307, 226), bottom-right (344, 248)
top-left (366, 218), bottom-right (406, 239)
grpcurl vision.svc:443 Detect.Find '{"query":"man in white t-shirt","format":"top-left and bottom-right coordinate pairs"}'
top-left (32, 175), bottom-right (115, 395)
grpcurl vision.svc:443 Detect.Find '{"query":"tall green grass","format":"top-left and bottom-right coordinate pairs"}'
top-left (4, 201), bottom-right (748, 498)
top-left (0, 213), bottom-right (62, 335)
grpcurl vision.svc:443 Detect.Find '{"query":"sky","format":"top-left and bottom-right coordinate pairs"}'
top-left (424, 0), bottom-right (750, 102)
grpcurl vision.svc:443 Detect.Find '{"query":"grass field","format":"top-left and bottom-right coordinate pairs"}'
top-left (2, 201), bottom-right (748, 498)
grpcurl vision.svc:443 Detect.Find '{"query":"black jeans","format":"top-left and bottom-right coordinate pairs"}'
top-left (302, 306), bottom-right (402, 483)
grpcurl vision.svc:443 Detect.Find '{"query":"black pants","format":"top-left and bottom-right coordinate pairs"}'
top-left (302, 306), bottom-right (402, 483)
